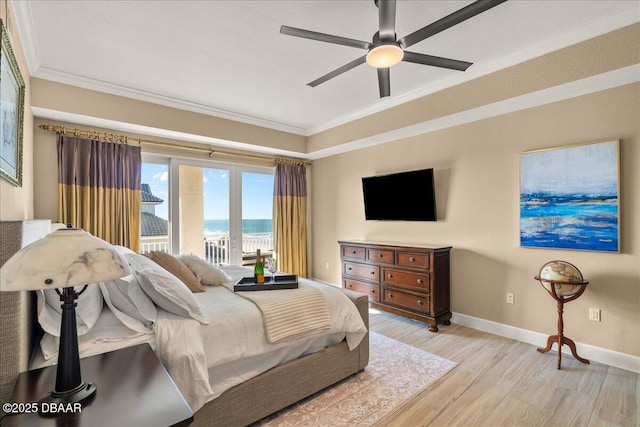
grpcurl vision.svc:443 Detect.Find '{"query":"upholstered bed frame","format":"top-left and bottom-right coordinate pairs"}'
top-left (194, 288), bottom-right (369, 426)
top-left (0, 220), bottom-right (370, 426)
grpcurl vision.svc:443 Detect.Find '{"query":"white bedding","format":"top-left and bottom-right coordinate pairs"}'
top-left (31, 305), bottom-right (154, 368)
top-left (154, 266), bottom-right (367, 411)
top-left (31, 265), bottom-right (367, 413)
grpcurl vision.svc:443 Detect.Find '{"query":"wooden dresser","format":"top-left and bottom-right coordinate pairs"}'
top-left (339, 240), bottom-right (452, 332)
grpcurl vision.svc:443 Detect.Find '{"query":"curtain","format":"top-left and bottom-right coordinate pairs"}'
top-left (273, 161), bottom-right (307, 277)
top-left (57, 135), bottom-right (142, 251)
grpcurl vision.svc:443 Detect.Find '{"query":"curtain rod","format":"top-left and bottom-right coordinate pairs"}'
top-left (38, 124), bottom-right (311, 166)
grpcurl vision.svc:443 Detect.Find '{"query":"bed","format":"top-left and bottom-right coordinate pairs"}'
top-left (0, 222), bottom-right (369, 427)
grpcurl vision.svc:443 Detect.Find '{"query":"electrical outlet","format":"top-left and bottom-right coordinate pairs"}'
top-left (589, 308), bottom-right (601, 322)
top-left (506, 293), bottom-right (514, 304)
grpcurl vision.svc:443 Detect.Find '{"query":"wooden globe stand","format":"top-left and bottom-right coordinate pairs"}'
top-left (535, 276), bottom-right (590, 370)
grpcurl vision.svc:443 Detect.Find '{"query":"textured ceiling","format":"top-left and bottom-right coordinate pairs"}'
top-left (11, 0), bottom-right (640, 135)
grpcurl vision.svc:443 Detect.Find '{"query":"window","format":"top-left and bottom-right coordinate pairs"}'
top-left (140, 156), bottom-right (274, 266)
top-left (140, 162), bottom-right (170, 254)
top-left (241, 171), bottom-right (274, 266)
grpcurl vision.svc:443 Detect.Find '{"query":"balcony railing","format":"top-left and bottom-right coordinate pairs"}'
top-left (139, 235), bottom-right (170, 253)
top-left (140, 233), bottom-right (273, 266)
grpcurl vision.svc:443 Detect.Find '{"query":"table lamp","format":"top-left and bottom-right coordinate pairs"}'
top-left (0, 227), bottom-right (130, 407)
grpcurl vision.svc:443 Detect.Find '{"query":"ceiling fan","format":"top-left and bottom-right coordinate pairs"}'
top-left (281, 0), bottom-right (508, 98)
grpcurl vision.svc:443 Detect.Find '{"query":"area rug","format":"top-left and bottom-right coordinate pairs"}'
top-left (254, 331), bottom-right (457, 426)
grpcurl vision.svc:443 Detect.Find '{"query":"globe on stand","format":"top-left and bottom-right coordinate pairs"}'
top-left (535, 260), bottom-right (589, 369)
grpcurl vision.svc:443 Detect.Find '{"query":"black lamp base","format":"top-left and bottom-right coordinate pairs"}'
top-left (38, 287), bottom-right (97, 417)
top-left (37, 382), bottom-right (96, 417)
top-left (44, 382), bottom-right (96, 404)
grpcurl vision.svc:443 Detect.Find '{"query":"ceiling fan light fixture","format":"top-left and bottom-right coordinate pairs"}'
top-left (366, 43), bottom-right (404, 68)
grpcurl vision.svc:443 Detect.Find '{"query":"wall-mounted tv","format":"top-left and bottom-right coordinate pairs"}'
top-left (362, 168), bottom-right (437, 221)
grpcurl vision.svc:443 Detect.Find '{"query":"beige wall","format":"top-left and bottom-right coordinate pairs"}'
top-left (0, 1), bottom-right (33, 220)
top-left (310, 83), bottom-right (640, 357)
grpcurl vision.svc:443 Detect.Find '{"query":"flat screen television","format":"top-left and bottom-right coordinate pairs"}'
top-left (362, 168), bottom-right (437, 221)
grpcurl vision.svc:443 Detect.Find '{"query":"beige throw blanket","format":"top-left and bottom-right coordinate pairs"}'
top-left (231, 282), bottom-right (333, 343)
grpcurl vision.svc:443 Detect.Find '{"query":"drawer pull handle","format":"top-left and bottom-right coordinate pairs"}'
top-left (378, 253), bottom-right (383, 258)
top-left (388, 274), bottom-right (393, 278)
top-left (417, 279), bottom-right (423, 284)
top-left (417, 300), bottom-right (423, 306)
top-left (371, 289), bottom-right (376, 294)
top-left (409, 257), bottom-right (415, 262)
top-left (347, 284), bottom-right (352, 289)
top-left (370, 271), bottom-right (375, 275)
top-left (352, 250), bottom-right (357, 254)
top-left (388, 293), bottom-right (393, 298)
top-left (348, 267), bottom-right (352, 271)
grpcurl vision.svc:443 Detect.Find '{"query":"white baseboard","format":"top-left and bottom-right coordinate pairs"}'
top-left (452, 312), bottom-right (640, 374)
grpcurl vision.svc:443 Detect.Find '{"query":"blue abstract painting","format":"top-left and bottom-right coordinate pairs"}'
top-left (520, 140), bottom-right (619, 252)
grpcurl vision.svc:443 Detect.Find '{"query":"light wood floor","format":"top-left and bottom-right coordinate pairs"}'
top-left (370, 310), bottom-right (639, 427)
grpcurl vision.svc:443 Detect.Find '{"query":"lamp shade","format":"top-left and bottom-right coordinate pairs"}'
top-left (0, 228), bottom-right (130, 292)
top-left (366, 43), bottom-right (404, 68)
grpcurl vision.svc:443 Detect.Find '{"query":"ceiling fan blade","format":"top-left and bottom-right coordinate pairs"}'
top-left (280, 26), bottom-right (370, 50)
top-left (377, 68), bottom-right (391, 98)
top-left (378, 0), bottom-right (397, 40)
top-left (402, 51), bottom-right (472, 71)
top-left (307, 56), bottom-right (367, 87)
top-left (398, 0), bottom-right (508, 49)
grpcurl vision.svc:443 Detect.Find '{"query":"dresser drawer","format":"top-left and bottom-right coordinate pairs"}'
top-left (342, 245), bottom-right (366, 260)
top-left (397, 252), bottom-right (430, 270)
top-left (383, 268), bottom-right (430, 292)
top-left (343, 262), bottom-right (380, 282)
top-left (339, 241), bottom-right (451, 333)
top-left (367, 248), bottom-right (394, 264)
top-left (343, 279), bottom-right (380, 302)
top-left (383, 288), bottom-right (430, 313)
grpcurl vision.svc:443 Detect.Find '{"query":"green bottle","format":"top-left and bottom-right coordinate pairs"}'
top-left (254, 249), bottom-right (265, 284)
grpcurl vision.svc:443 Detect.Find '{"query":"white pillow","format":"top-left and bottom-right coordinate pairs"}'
top-left (113, 245), bottom-right (136, 256)
top-left (120, 274), bottom-right (158, 323)
top-left (99, 274), bottom-right (157, 333)
top-left (177, 254), bottom-right (232, 286)
top-left (38, 306), bottom-right (152, 362)
top-left (36, 285), bottom-right (103, 337)
top-left (105, 251), bottom-right (159, 328)
top-left (135, 268), bottom-right (209, 324)
top-left (124, 251), bottom-right (159, 271)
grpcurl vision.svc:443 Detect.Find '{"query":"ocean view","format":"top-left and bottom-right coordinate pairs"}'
top-left (204, 219), bottom-right (273, 235)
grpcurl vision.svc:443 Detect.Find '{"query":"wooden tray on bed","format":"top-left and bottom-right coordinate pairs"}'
top-left (233, 274), bottom-right (298, 291)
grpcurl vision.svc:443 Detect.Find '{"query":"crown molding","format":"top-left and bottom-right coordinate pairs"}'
top-left (10, 0), bottom-right (306, 136)
top-left (13, 1), bottom-right (638, 138)
top-left (8, 0), bottom-right (40, 74)
top-left (31, 67), bottom-right (308, 136)
top-left (32, 64), bottom-right (638, 162)
top-left (306, 64), bottom-right (640, 160)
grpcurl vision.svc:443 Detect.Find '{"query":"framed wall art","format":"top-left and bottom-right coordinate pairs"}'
top-left (1, 19), bottom-right (25, 187)
top-left (520, 139), bottom-right (620, 252)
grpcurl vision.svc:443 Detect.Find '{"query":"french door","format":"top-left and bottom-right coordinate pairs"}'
top-left (140, 155), bottom-right (273, 266)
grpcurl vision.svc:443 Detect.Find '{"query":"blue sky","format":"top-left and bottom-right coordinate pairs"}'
top-left (141, 164), bottom-right (273, 219)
